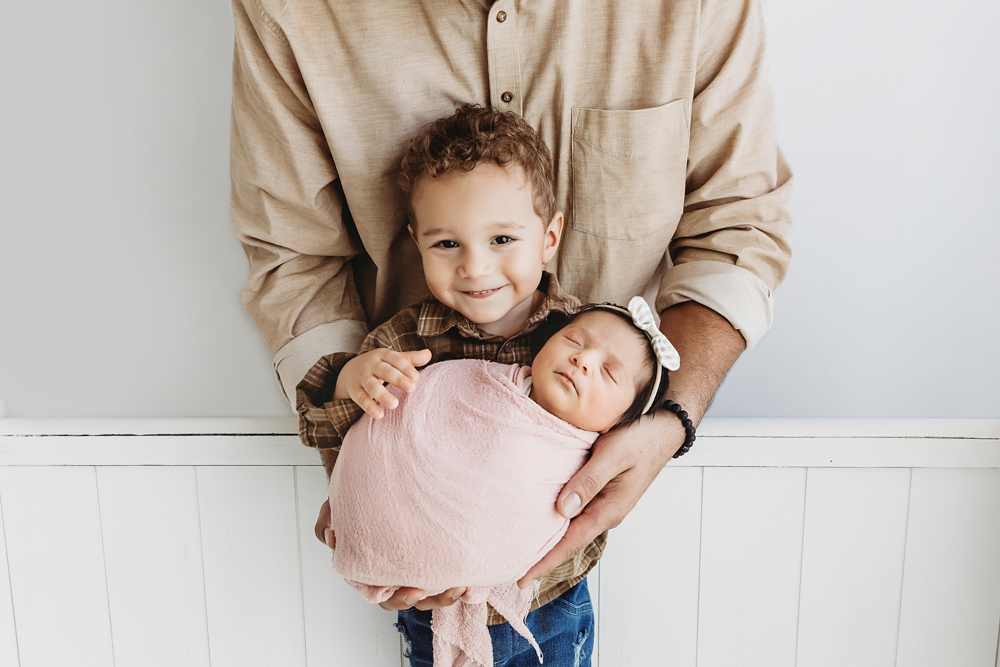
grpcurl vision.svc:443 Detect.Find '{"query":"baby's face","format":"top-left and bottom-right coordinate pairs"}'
top-left (530, 311), bottom-right (650, 433)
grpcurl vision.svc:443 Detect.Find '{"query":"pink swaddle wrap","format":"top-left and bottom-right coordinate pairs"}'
top-left (329, 359), bottom-right (598, 667)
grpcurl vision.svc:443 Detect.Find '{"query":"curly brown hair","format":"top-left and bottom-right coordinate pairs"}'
top-left (399, 104), bottom-right (556, 225)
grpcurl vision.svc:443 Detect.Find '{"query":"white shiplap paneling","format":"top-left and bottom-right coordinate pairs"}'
top-left (294, 465), bottom-right (402, 667)
top-left (896, 468), bottom-right (1000, 667)
top-left (0, 467), bottom-right (115, 667)
top-left (0, 419), bottom-right (998, 667)
top-left (697, 467), bottom-right (807, 667)
top-left (197, 466), bottom-right (307, 667)
top-left (97, 466), bottom-right (211, 667)
top-left (0, 489), bottom-right (20, 667)
top-left (597, 466), bottom-right (702, 667)
top-left (795, 468), bottom-right (910, 667)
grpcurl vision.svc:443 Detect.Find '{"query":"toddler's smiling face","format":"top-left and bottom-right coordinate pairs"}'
top-left (409, 163), bottom-right (562, 338)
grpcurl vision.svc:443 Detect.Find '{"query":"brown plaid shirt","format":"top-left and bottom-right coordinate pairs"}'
top-left (296, 273), bottom-right (606, 623)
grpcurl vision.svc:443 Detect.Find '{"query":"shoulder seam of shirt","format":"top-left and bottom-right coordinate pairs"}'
top-left (249, 0), bottom-right (289, 45)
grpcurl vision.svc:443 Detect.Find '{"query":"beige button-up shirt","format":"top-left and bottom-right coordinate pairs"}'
top-left (230, 0), bottom-right (793, 402)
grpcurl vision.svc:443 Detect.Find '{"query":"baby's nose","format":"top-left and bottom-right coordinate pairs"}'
top-left (572, 351), bottom-right (595, 372)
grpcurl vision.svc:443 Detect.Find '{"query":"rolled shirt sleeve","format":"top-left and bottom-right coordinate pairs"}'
top-left (656, 0), bottom-right (794, 348)
top-left (230, 0), bottom-right (369, 402)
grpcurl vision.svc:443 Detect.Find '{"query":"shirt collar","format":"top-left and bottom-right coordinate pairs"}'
top-left (416, 271), bottom-right (582, 340)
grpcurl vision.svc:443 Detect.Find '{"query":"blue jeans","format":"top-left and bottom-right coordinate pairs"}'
top-left (395, 578), bottom-right (595, 667)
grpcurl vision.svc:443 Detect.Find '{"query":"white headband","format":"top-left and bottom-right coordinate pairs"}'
top-left (585, 296), bottom-right (680, 414)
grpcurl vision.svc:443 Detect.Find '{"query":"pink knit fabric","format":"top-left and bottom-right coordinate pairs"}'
top-left (329, 359), bottom-right (598, 667)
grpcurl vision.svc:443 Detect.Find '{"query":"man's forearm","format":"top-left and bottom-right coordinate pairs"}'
top-left (320, 448), bottom-right (339, 478)
top-left (659, 301), bottom-right (746, 427)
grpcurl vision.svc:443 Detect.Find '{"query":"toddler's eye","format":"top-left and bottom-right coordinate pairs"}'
top-left (492, 235), bottom-right (514, 245)
top-left (434, 240), bottom-right (459, 249)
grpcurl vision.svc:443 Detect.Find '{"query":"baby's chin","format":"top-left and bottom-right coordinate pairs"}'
top-left (531, 388), bottom-right (613, 433)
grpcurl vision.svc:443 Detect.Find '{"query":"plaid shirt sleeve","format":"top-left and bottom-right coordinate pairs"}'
top-left (295, 306), bottom-right (425, 450)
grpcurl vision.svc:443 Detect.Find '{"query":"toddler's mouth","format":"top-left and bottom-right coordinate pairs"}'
top-left (463, 287), bottom-right (502, 297)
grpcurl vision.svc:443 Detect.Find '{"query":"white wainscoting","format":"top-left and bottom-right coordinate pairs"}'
top-left (1, 418), bottom-right (998, 667)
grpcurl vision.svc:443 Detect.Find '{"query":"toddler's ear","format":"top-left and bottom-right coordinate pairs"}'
top-left (542, 212), bottom-right (564, 263)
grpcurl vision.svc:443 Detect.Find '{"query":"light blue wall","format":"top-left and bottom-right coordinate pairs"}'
top-left (1, 0), bottom-right (997, 418)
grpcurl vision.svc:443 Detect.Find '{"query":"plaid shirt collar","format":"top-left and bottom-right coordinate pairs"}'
top-left (415, 272), bottom-right (582, 340)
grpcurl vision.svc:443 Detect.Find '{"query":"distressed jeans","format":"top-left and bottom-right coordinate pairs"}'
top-left (395, 578), bottom-right (595, 667)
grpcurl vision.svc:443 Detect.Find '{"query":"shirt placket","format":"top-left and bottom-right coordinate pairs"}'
top-left (486, 1), bottom-right (522, 114)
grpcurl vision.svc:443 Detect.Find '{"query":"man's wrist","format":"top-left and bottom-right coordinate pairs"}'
top-left (635, 408), bottom-right (687, 464)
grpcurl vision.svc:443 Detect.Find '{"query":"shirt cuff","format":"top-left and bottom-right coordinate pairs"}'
top-left (656, 262), bottom-right (773, 349)
top-left (296, 351), bottom-right (360, 449)
top-left (273, 320), bottom-right (369, 407)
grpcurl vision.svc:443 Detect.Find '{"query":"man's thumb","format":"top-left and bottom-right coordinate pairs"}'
top-left (558, 459), bottom-right (609, 519)
top-left (559, 491), bottom-right (583, 519)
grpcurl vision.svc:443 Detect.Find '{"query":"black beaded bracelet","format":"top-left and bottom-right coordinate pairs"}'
top-left (663, 400), bottom-right (696, 458)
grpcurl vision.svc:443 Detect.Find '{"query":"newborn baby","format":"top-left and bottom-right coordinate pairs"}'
top-left (329, 298), bottom-right (680, 667)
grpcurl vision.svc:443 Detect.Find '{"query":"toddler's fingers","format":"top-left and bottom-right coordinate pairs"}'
top-left (375, 359), bottom-right (419, 394)
top-left (399, 348), bottom-right (432, 369)
top-left (350, 388), bottom-right (385, 419)
top-left (362, 375), bottom-right (399, 411)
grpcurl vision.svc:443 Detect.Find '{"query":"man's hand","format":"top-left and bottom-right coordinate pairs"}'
top-left (517, 412), bottom-right (684, 587)
top-left (517, 301), bottom-right (746, 588)
top-left (377, 586), bottom-right (468, 612)
top-left (314, 499), bottom-right (335, 549)
top-left (334, 349), bottom-right (432, 419)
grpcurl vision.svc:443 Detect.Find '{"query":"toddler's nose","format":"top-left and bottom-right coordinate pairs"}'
top-left (459, 248), bottom-right (493, 279)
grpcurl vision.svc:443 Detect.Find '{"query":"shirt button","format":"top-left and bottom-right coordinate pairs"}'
top-left (501, 91), bottom-right (513, 103)
top-left (496, 11), bottom-right (507, 22)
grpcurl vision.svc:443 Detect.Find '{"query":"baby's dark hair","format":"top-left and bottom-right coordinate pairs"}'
top-left (398, 103), bottom-right (556, 224)
top-left (573, 306), bottom-right (671, 429)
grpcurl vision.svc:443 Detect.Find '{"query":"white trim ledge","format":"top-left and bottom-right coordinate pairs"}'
top-left (0, 418), bottom-right (997, 468)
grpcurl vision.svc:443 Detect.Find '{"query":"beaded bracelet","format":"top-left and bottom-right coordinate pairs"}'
top-left (663, 399), bottom-right (696, 458)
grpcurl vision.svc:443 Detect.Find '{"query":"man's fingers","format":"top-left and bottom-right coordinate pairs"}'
top-left (314, 500), bottom-right (332, 546)
top-left (378, 587), bottom-right (426, 611)
top-left (557, 443), bottom-right (625, 519)
top-left (414, 586), bottom-right (466, 610)
top-left (518, 510), bottom-right (603, 588)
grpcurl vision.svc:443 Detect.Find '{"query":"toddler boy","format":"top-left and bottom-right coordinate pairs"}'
top-left (296, 104), bottom-right (602, 659)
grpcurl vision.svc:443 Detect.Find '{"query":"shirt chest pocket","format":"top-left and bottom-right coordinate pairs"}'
top-left (570, 100), bottom-right (689, 241)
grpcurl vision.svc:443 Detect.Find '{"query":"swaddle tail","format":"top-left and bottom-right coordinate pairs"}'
top-left (432, 583), bottom-right (540, 667)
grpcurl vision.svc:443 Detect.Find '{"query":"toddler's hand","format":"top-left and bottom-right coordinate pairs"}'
top-left (334, 348), bottom-right (432, 419)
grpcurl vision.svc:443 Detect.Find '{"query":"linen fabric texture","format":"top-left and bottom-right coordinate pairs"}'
top-left (329, 359), bottom-right (598, 667)
top-left (229, 0), bottom-right (794, 402)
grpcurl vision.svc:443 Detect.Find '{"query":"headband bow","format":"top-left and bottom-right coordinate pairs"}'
top-left (626, 297), bottom-right (680, 414)
top-left (585, 297), bottom-right (680, 414)
top-left (627, 297), bottom-right (680, 373)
